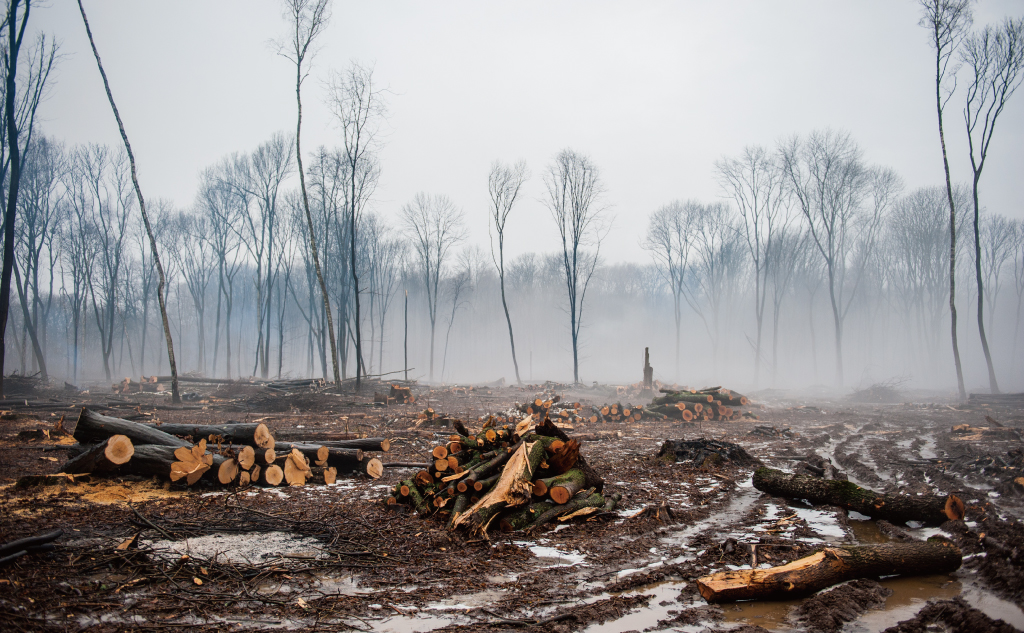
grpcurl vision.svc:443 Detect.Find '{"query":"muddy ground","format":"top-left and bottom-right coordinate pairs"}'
top-left (2, 379), bottom-right (1024, 632)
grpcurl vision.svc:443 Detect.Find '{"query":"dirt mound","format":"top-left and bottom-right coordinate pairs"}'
top-left (658, 438), bottom-right (761, 467)
top-left (792, 579), bottom-right (892, 632)
top-left (881, 597), bottom-right (1020, 632)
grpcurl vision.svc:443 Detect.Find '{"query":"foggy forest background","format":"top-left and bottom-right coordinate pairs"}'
top-left (3, 1), bottom-right (1024, 396)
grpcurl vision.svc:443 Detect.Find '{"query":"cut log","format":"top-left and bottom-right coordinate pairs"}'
top-left (527, 491), bottom-right (604, 532)
top-left (753, 467), bottom-right (964, 525)
top-left (320, 438), bottom-right (390, 452)
top-left (250, 464), bottom-right (261, 483)
top-left (73, 409), bottom-right (188, 448)
top-left (697, 540), bottom-right (962, 602)
top-left (360, 457), bottom-right (384, 479)
top-left (61, 435), bottom-right (135, 474)
top-left (237, 446), bottom-right (255, 470)
top-left (263, 464), bottom-right (284, 486)
top-left (139, 422), bottom-right (275, 449)
top-left (109, 444), bottom-right (225, 482)
top-left (170, 440), bottom-right (215, 485)
top-left (217, 458), bottom-right (240, 484)
top-left (548, 468), bottom-right (586, 504)
top-left (275, 442), bottom-right (363, 471)
top-left (239, 471), bottom-right (251, 486)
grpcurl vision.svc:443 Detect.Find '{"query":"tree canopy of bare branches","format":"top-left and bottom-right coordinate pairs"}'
top-left (544, 149), bottom-right (605, 385)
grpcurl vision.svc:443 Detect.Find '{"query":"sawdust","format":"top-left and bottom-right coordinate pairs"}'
top-left (3, 477), bottom-right (183, 505)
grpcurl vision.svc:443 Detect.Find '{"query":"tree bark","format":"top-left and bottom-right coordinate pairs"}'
top-left (753, 467), bottom-right (964, 525)
top-left (77, 0), bottom-right (180, 404)
top-left (73, 409), bottom-right (189, 448)
top-left (698, 541), bottom-right (961, 603)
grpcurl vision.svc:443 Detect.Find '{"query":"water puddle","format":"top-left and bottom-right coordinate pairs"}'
top-left (582, 581), bottom-right (696, 633)
top-left (144, 531), bottom-right (324, 564)
top-left (660, 476), bottom-right (761, 555)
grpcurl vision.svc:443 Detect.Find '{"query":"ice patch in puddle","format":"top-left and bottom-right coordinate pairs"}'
top-left (514, 541), bottom-right (586, 567)
top-left (791, 507), bottom-right (846, 538)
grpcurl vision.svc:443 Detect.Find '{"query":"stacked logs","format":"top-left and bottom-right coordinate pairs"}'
top-left (589, 402), bottom-right (661, 423)
top-left (647, 387), bottom-right (751, 422)
top-left (61, 409), bottom-right (385, 487)
top-left (387, 417), bottom-right (618, 534)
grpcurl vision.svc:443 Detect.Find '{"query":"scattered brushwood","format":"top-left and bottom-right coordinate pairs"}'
top-left (747, 425), bottom-right (795, 439)
top-left (697, 540), bottom-right (962, 602)
top-left (588, 402), bottom-right (656, 423)
top-left (848, 377), bottom-right (907, 403)
top-left (658, 438), bottom-right (762, 467)
top-left (753, 467), bottom-right (965, 525)
top-left (386, 415), bottom-right (612, 535)
top-left (647, 386), bottom-right (751, 421)
top-left (61, 408), bottom-right (384, 485)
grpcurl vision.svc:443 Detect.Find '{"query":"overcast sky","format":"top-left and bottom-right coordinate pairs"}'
top-left (34, 0), bottom-right (1024, 264)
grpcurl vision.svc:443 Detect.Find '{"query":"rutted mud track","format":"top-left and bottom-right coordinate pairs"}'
top-left (2, 385), bottom-right (1024, 631)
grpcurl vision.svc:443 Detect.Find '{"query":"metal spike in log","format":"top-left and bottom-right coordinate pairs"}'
top-left (697, 540), bottom-right (962, 602)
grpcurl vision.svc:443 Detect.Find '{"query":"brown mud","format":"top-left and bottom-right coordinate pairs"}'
top-left (1, 381), bottom-right (1024, 631)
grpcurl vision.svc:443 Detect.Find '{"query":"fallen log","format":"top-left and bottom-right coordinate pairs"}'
top-left (140, 422), bottom-right (274, 449)
top-left (697, 540), bottom-right (962, 602)
top-left (0, 530), bottom-right (63, 559)
top-left (73, 409), bottom-right (189, 448)
top-left (120, 444), bottom-right (226, 482)
top-left (61, 435), bottom-right (135, 473)
top-left (273, 442), bottom-right (364, 470)
top-left (320, 437), bottom-right (390, 452)
top-left (753, 467), bottom-right (964, 525)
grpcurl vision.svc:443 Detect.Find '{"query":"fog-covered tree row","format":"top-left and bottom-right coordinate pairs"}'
top-left (2, 0), bottom-right (1023, 395)
top-left (6, 124), bottom-right (1024, 392)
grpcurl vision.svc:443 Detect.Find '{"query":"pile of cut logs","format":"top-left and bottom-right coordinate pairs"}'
top-left (387, 416), bottom-right (619, 535)
top-left (589, 402), bottom-right (663, 423)
top-left (647, 387), bottom-right (751, 422)
top-left (517, 395), bottom-right (584, 423)
top-left (59, 409), bottom-right (385, 486)
top-left (374, 384), bottom-right (416, 405)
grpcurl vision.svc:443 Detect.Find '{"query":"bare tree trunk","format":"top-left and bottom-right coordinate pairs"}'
top-left (404, 289), bottom-right (408, 381)
top-left (78, 0), bottom-right (180, 403)
top-left (0, 0), bottom-right (28, 398)
top-left (12, 260), bottom-right (45, 379)
top-left (971, 177), bottom-right (999, 393)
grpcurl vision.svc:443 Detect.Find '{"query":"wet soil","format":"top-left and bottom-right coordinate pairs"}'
top-left (2, 382), bottom-right (1024, 631)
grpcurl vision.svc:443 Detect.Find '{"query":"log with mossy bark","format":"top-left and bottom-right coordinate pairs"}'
top-left (696, 540), bottom-right (962, 602)
top-left (753, 467), bottom-right (964, 526)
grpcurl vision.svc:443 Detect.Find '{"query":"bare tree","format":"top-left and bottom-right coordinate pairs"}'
top-left (766, 226), bottom-right (805, 384)
top-left (919, 0), bottom-right (973, 400)
top-left (643, 200), bottom-right (695, 381)
top-left (679, 201), bottom-right (745, 379)
top-left (14, 135), bottom-right (65, 379)
top-left (361, 212), bottom-right (404, 375)
top-left (781, 130), bottom-right (901, 386)
top-left (78, 0), bottom-right (180, 401)
top-left (1011, 219), bottom-right (1024, 377)
top-left (715, 145), bottom-right (789, 386)
top-left (0, 0), bottom-right (57, 396)
top-left (979, 212), bottom-right (1015, 338)
top-left (328, 62), bottom-right (386, 390)
top-left (402, 193), bottom-right (466, 382)
top-left (280, 0), bottom-right (340, 386)
top-left (174, 211), bottom-right (215, 373)
top-left (961, 16), bottom-right (1024, 394)
top-left (487, 160), bottom-right (528, 385)
top-left (440, 256), bottom-right (471, 383)
top-left (543, 149), bottom-right (605, 384)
